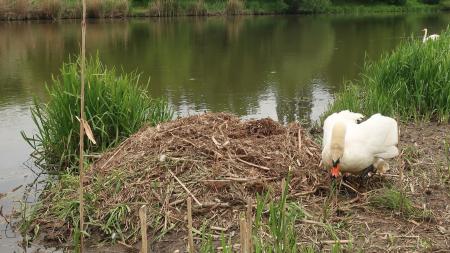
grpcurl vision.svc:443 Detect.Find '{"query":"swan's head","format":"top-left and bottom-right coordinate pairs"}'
top-left (422, 28), bottom-right (427, 32)
top-left (330, 121), bottom-right (346, 178)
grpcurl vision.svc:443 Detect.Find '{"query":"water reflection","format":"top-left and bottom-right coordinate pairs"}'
top-left (2, 15), bottom-right (448, 124)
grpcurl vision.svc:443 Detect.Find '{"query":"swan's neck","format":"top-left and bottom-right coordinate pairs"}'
top-left (423, 29), bottom-right (428, 42)
top-left (330, 122), bottom-right (346, 160)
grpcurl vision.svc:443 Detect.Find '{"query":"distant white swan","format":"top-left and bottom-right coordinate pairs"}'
top-left (422, 28), bottom-right (440, 43)
top-left (322, 110), bottom-right (399, 178)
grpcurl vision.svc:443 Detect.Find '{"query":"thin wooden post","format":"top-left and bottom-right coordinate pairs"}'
top-left (187, 197), bottom-right (195, 253)
top-left (246, 198), bottom-right (253, 253)
top-left (78, 0), bottom-right (87, 251)
top-left (239, 214), bottom-right (248, 253)
top-left (139, 205), bottom-right (148, 253)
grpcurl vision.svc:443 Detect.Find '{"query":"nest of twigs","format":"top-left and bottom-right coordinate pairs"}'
top-left (35, 113), bottom-right (326, 245)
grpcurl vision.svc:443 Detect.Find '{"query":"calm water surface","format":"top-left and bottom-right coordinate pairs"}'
top-left (0, 13), bottom-right (449, 251)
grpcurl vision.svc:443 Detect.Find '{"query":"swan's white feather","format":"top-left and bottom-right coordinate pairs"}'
top-left (322, 110), bottom-right (364, 149)
top-left (322, 111), bottom-right (398, 174)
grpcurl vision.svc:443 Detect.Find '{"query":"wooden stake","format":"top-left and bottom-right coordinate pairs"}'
top-left (187, 197), bottom-right (195, 253)
top-left (79, 0), bottom-right (87, 251)
top-left (246, 198), bottom-right (253, 253)
top-left (239, 214), bottom-right (248, 253)
top-left (139, 205), bottom-right (148, 253)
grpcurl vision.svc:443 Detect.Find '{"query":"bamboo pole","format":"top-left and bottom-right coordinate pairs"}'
top-left (139, 205), bottom-right (148, 253)
top-left (187, 197), bottom-right (195, 253)
top-left (79, 0), bottom-right (87, 251)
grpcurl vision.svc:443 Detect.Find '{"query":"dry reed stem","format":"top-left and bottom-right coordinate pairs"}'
top-left (139, 205), bottom-right (148, 253)
top-left (246, 198), bottom-right (253, 253)
top-left (187, 197), bottom-right (195, 253)
top-left (78, 0), bottom-right (87, 251)
top-left (239, 214), bottom-right (248, 253)
top-left (236, 157), bottom-right (271, 171)
top-left (169, 170), bottom-right (201, 206)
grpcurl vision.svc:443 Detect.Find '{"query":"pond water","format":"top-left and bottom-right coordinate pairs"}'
top-left (0, 13), bottom-right (449, 251)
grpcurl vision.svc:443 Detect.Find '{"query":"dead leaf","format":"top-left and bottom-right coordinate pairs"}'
top-left (75, 116), bottom-right (97, 144)
top-left (81, 119), bottom-right (97, 144)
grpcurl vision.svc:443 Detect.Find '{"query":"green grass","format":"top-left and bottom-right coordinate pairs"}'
top-left (21, 56), bottom-right (172, 172)
top-left (197, 175), bottom-right (355, 252)
top-left (369, 188), bottom-right (432, 219)
top-left (324, 29), bottom-right (450, 122)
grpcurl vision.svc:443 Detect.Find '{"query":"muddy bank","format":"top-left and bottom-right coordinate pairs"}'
top-left (25, 114), bottom-right (450, 252)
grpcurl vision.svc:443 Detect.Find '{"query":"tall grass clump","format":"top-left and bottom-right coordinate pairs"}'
top-left (12, 0), bottom-right (31, 17)
top-left (85, 0), bottom-right (129, 18)
top-left (202, 175), bottom-right (306, 252)
top-left (225, 0), bottom-right (244, 15)
top-left (37, 0), bottom-right (62, 19)
top-left (186, 0), bottom-right (207, 16)
top-left (324, 29), bottom-right (450, 122)
top-left (299, 0), bottom-right (331, 13)
top-left (103, 0), bottom-right (129, 17)
top-left (86, 0), bottom-right (102, 17)
top-left (149, 0), bottom-right (179, 16)
top-left (22, 56), bottom-right (172, 172)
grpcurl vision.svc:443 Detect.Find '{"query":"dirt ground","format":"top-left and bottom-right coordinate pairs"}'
top-left (28, 117), bottom-right (450, 253)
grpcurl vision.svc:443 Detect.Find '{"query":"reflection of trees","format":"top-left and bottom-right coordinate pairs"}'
top-left (271, 16), bottom-right (335, 123)
top-left (1, 14), bottom-right (449, 120)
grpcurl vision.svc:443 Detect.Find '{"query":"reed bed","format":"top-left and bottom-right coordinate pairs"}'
top-left (148, 0), bottom-right (179, 16)
top-left (0, 0), bottom-right (129, 19)
top-left (325, 29), bottom-right (450, 122)
top-left (22, 56), bottom-right (172, 173)
top-left (225, 0), bottom-right (244, 15)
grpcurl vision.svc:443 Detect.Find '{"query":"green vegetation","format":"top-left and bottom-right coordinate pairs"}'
top-left (1, 0), bottom-right (448, 19)
top-left (369, 188), bottom-right (432, 219)
top-left (324, 29), bottom-right (450, 122)
top-left (0, 0), bottom-right (129, 19)
top-left (21, 56), bottom-right (172, 172)
top-left (144, 0), bottom-right (446, 15)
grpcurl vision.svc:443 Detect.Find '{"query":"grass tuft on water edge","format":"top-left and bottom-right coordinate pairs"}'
top-left (323, 29), bottom-right (450, 122)
top-left (225, 0), bottom-right (244, 15)
top-left (21, 55), bottom-right (172, 172)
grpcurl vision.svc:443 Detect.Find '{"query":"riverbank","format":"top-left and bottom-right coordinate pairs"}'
top-left (20, 113), bottom-right (450, 252)
top-left (1, 0), bottom-right (449, 21)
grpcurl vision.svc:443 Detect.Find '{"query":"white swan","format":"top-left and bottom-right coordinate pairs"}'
top-left (422, 28), bottom-right (440, 43)
top-left (322, 110), bottom-right (399, 178)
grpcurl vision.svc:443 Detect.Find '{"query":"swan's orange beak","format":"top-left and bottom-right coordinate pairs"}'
top-left (331, 165), bottom-right (340, 178)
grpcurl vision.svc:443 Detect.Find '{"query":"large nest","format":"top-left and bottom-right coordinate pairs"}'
top-left (37, 113), bottom-right (325, 245)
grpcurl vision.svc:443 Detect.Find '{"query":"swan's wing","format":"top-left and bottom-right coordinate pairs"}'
top-left (336, 110), bottom-right (365, 123)
top-left (348, 114), bottom-right (399, 159)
